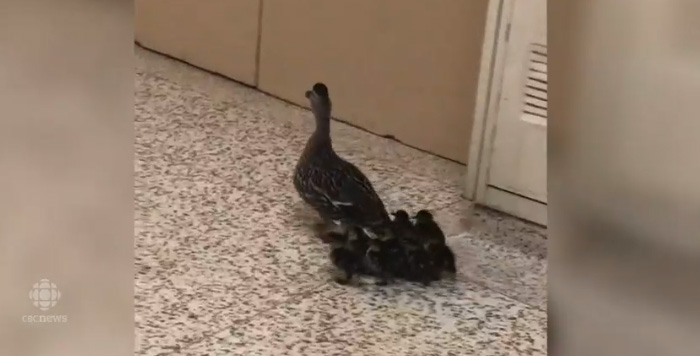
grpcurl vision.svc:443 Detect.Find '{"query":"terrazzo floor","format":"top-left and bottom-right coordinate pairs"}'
top-left (134, 45), bottom-right (548, 356)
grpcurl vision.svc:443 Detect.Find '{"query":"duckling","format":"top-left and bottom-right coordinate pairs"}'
top-left (391, 209), bottom-right (411, 226)
top-left (426, 242), bottom-right (457, 275)
top-left (392, 209), bottom-right (429, 245)
top-left (365, 237), bottom-right (404, 286)
top-left (294, 82), bottom-right (393, 241)
top-left (401, 242), bottom-right (439, 285)
top-left (413, 209), bottom-right (457, 275)
top-left (390, 210), bottom-right (413, 239)
top-left (366, 239), bottom-right (438, 286)
top-left (328, 227), bottom-right (371, 285)
top-left (329, 245), bottom-right (362, 285)
top-left (391, 210), bottom-right (439, 284)
top-left (413, 210), bottom-right (446, 244)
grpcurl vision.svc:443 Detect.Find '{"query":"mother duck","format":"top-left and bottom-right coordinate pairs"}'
top-left (293, 83), bottom-right (392, 241)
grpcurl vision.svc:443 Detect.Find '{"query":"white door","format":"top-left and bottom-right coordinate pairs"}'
top-left (487, 0), bottom-right (547, 204)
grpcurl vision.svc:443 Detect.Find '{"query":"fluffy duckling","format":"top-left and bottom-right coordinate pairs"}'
top-left (365, 236), bottom-right (405, 286)
top-left (329, 245), bottom-right (362, 285)
top-left (366, 210), bottom-right (433, 285)
top-left (391, 209), bottom-right (411, 228)
top-left (294, 83), bottom-right (393, 242)
top-left (402, 242), bottom-right (440, 285)
top-left (328, 228), bottom-right (371, 285)
top-left (413, 209), bottom-right (457, 275)
top-left (427, 242), bottom-right (457, 275)
top-left (391, 209), bottom-right (439, 284)
top-left (413, 210), bottom-right (446, 244)
top-left (390, 210), bottom-right (417, 241)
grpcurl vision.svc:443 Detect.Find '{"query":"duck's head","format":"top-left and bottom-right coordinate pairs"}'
top-left (391, 209), bottom-right (410, 222)
top-left (305, 82), bottom-right (332, 118)
top-left (414, 209), bottom-right (434, 223)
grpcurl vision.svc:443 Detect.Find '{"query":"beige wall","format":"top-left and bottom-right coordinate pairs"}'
top-left (135, 0), bottom-right (261, 86)
top-left (135, 0), bottom-right (488, 163)
top-left (259, 0), bottom-right (487, 163)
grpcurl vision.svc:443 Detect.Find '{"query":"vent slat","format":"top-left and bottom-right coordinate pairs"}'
top-left (529, 70), bottom-right (547, 82)
top-left (526, 81), bottom-right (547, 91)
top-left (525, 86), bottom-right (547, 101)
top-left (530, 62), bottom-right (547, 74)
top-left (525, 95), bottom-right (547, 110)
top-left (531, 55), bottom-right (547, 65)
top-left (521, 44), bottom-right (548, 121)
top-left (524, 107), bottom-right (547, 118)
top-left (532, 43), bottom-right (547, 54)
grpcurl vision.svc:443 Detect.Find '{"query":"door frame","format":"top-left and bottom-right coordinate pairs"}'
top-left (464, 0), bottom-right (548, 226)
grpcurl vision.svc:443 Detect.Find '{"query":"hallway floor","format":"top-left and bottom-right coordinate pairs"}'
top-left (134, 46), bottom-right (547, 356)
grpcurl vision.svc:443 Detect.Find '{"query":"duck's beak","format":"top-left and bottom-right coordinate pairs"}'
top-left (305, 90), bottom-right (314, 99)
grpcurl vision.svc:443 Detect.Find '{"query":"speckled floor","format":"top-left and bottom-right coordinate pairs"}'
top-left (134, 46), bottom-right (547, 356)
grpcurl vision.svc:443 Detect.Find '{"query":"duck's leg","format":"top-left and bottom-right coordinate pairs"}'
top-left (333, 269), bottom-right (354, 285)
top-left (315, 213), bottom-right (348, 232)
top-left (322, 231), bottom-right (348, 244)
top-left (374, 272), bottom-right (393, 286)
top-left (315, 215), bottom-right (346, 242)
top-left (362, 228), bottom-right (378, 239)
top-left (330, 220), bottom-right (350, 234)
top-left (442, 247), bottom-right (457, 274)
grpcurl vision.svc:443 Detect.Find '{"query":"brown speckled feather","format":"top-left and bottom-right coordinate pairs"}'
top-left (294, 136), bottom-right (391, 232)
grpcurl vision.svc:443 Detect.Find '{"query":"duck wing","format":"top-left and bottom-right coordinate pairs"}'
top-left (306, 160), bottom-right (390, 228)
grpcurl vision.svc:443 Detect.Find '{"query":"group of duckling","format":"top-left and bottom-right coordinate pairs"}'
top-left (325, 209), bottom-right (456, 286)
top-left (294, 82), bottom-right (457, 286)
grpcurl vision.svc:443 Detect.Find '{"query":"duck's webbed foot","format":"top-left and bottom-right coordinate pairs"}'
top-left (333, 270), bottom-right (354, 285)
top-left (374, 271), bottom-right (394, 286)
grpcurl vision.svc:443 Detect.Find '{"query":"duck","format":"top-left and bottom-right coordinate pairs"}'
top-left (412, 210), bottom-right (446, 244)
top-left (391, 209), bottom-right (439, 284)
top-left (413, 210), bottom-right (457, 275)
top-left (329, 243), bottom-right (363, 285)
top-left (293, 82), bottom-right (393, 241)
top-left (328, 227), bottom-right (371, 285)
top-left (365, 237), bottom-right (404, 285)
top-left (391, 210), bottom-right (412, 231)
top-left (391, 210), bottom-right (421, 243)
